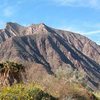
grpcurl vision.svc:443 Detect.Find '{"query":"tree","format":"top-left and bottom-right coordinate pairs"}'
top-left (0, 61), bottom-right (24, 86)
top-left (55, 64), bottom-right (86, 84)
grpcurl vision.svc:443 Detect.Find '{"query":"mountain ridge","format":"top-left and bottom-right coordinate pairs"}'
top-left (0, 22), bottom-right (100, 90)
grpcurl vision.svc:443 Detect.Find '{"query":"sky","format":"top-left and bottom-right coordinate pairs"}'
top-left (0, 0), bottom-right (100, 45)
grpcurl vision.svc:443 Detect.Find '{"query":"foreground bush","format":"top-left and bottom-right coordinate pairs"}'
top-left (0, 83), bottom-right (58, 100)
top-left (94, 92), bottom-right (100, 100)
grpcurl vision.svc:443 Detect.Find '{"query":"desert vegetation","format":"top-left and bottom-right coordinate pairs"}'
top-left (0, 83), bottom-right (58, 100)
top-left (93, 92), bottom-right (100, 100)
top-left (0, 61), bottom-right (24, 86)
top-left (0, 80), bottom-right (98, 100)
top-left (0, 61), bottom-right (99, 100)
top-left (55, 65), bottom-right (86, 83)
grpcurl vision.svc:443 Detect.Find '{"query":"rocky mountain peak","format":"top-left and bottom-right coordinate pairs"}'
top-left (28, 23), bottom-right (49, 34)
top-left (4, 22), bottom-right (50, 36)
top-left (6, 22), bottom-right (16, 26)
top-left (5, 22), bottom-right (21, 29)
top-left (31, 23), bottom-right (46, 28)
top-left (5, 22), bottom-right (25, 36)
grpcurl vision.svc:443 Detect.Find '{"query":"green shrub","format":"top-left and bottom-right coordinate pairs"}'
top-left (0, 83), bottom-right (58, 100)
top-left (94, 92), bottom-right (100, 100)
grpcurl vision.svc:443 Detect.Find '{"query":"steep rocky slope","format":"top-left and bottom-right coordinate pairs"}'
top-left (0, 22), bottom-right (100, 90)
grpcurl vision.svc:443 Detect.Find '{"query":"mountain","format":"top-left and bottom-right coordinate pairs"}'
top-left (0, 22), bottom-right (100, 90)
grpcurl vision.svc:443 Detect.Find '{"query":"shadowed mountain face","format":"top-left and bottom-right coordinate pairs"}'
top-left (0, 22), bottom-right (100, 90)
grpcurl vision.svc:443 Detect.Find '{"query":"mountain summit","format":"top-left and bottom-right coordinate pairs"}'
top-left (0, 22), bottom-right (100, 90)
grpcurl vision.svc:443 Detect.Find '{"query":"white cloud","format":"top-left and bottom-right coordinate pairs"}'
top-left (65, 27), bottom-right (100, 45)
top-left (3, 6), bottom-right (14, 17)
top-left (1, 0), bottom-right (22, 17)
top-left (53, 0), bottom-right (100, 9)
top-left (81, 30), bottom-right (100, 35)
top-left (96, 41), bottom-right (100, 45)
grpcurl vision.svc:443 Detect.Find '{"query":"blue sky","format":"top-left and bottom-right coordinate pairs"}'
top-left (0, 0), bottom-right (100, 45)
